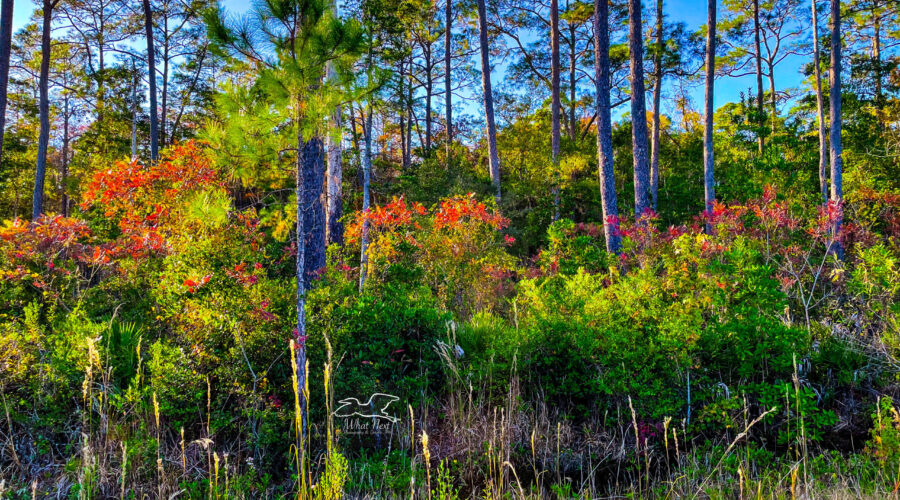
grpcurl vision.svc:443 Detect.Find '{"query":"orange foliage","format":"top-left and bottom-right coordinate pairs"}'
top-left (80, 141), bottom-right (222, 258)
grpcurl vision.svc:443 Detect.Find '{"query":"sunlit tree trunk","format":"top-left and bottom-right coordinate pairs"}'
top-left (703, 0), bottom-right (716, 231)
top-left (629, 0), bottom-right (650, 219)
top-left (0, 0), bottom-right (14, 166)
top-left (33, 0), bottom-right (56, 219)
top-left (753, 0), bottom-right (764, 153)
top-left (551, 0), bottom-right (561, 221)
top-left (811, 0), bottom-right (827, 205)
top-left (594, 0), bottom-right (620, 254)
top-left (60, 96), bottom-right (70, 216)
top-left (650, 0), bottom-right (663, 211)
top-left (359, 106), bottom-right (373, 290)
top-left (143, 0), bottom-right (159, 162)
top-left (476, 0), bottom-right (501, 201)
top-left (829, 0), bottom-right (843, 258)
top-left (444, 0), bottom-right (453, 162)
top-left (325, 0), bottom-right (343, 247)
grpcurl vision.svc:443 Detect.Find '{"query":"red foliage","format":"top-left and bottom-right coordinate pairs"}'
top-left (434, 193), bottom-right (508, 231)
top-left (80, 141), bottom-right (222, 259)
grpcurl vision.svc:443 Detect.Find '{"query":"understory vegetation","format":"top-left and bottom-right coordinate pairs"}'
top-left (1, 0), bottom-right (900, 497)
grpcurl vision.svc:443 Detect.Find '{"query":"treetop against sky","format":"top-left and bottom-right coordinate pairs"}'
top-left (8, 0), bottom-right (809, 122)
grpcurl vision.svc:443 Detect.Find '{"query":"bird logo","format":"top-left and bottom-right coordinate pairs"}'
top-left (333, 393), bottom-right (400, 423)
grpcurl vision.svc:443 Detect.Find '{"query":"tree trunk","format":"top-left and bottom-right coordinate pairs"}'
top-left (444, 0), bottom-right (453, 162)
top-left (325, 105), bottom-right (343, 247)
top-left (161, 17), bottom-right (169, 147)
top-left (650, 0), bottom-right (663, 211)
top-left (476, 0), bottom-right (501, 201)
top-left (60, 96), bottom-right (69, 216)
top-left (551, 0), bottom-right (561, 221)
top-left (33, 0), bottom-right (54, 220)
top-left (753, 0), bottom-right (764, 153)
top-left (359, 105), bottom-right (373, 290)
top-left (628, 0), bottom-right (650, 219)
top-left (568, 14), bottom-right (576, 142)
top-left (131, 61), bottom-right (139, 161)
top-left (812, 0), bottom-right (827, 205)
top-left (767, 62), bottom-right (776, 132)
top-left (424, 44), bottom-right (433, 153)
top-left (0, 0), bottom-right (13, 166)
top-left (398, 58), bottom-right (407, 168)
top-left (829, 0), bottom-right (843, 257)
top-left (143, 0), bottom-right (159, 162)
top-left (594, 0), bottom-right (620, 254)
top-left (302, 135), bottom-right (327, 285)
top-left (325, 0), bottom-right (343, 248)
top-left (872, 2), bottom-right (883, 125)
top-left (406, 55), bottom-right (413, 166)
top-left (293, 125), bottom-right (308, 444)
top-left (703, 0), bottom-right (716, 230)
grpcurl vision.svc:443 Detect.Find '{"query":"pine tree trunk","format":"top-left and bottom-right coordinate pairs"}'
top-left (829, 0), bottom-right (843, 258)
top-left (143, 0), bottom-right (159, 162)
top-left (628, 0), bottom-right (650, 219)
top-left (325, 104), bottom-right (343, 247)
top-left (325, 0), bottom-right (343, 249)
top-left (33, 0), bottom-right (53, 220)
top-left (424, 44), bottom-right (433, 153)
top-left (0, 0), bottom-right (14, 166)
top-left (872, 2), bottom-right (883, 126)
top-left (445, 0), bottom-right (453, 161)
top-left (161, 21), bottom-right (169, 147)
top-left (293, 123), bottom-right (308, 441)
top-left (812, 0), bottom-right (827, 205)
top-left (551, 0), bottom-right (561, 221)
top-left (476, 0), bottom-right (501, 201)
top-left (302, 136), bottom-right (327, 285)
top-left (568, 18), bottom-right (576, 142)
top-left (359, 106), bottom-right (373, 290)
top-left (60, 96), bottom-right (69, 216)
top-left (131, 63), bottom-right (138, 160)
top-left (753, 0), bottom-right (764, 153)
top-left (594, 0), bottom-right (620, 254)
top-left (767, 63), bottom-right (776, 132)
top-left (703, 0), bottom-right (716, 229)
top-left (650, 0), bottom-right (663, 211)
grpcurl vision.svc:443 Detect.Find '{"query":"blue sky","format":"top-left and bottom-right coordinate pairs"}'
top-left (9, 0), bottom-right (810, 120)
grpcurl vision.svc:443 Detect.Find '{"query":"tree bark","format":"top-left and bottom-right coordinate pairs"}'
top-left (33, 0), bottom-right (55, 220)
top-left (767, 61), bottom-right (776, 132)
top-left (811, 0), bottom-right (827, 205)
top-left (703, 0), bottom-right (716, 229)
top-left (444, 0), bottom-right (453, 162)
top-left (594, 0), bottom-right (621, 254)
top-left (143, 0), bottom-right (159, 162)
top-left (161, 15), bottom-right (169, 147)
top-left (359, 105), bottom-right (373, 290)
top-left (60, 95), bottom-right (69, 216)
top-left (829, 0), bottom-right (842, 257)
top-left (628, 0), bottom-right (650, 219)
top-left (424, 43), bottom-right (433, 153)
top-left (302, 136), bottom-right (327, 285)
top-left (476, 0), bottom-right (501, 201)
top-left (872, 1), bottom-right (883, 125)
top-left (0, 0), bottom-right (14, 166)
top-left (753, 0), bottom-right (764, 153)
top-left (131, 61), bottom-right (139, 161)
top-left (568, 14), bottom-right (576, 142)
top-left (325, 0), bottom-right (343, 248)
top-left (551, 0), bottom-right (561, 221)
top-left (650, 0), bottom-right (663, 211)
top-left (293, 121), bottom-right (308, 442)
